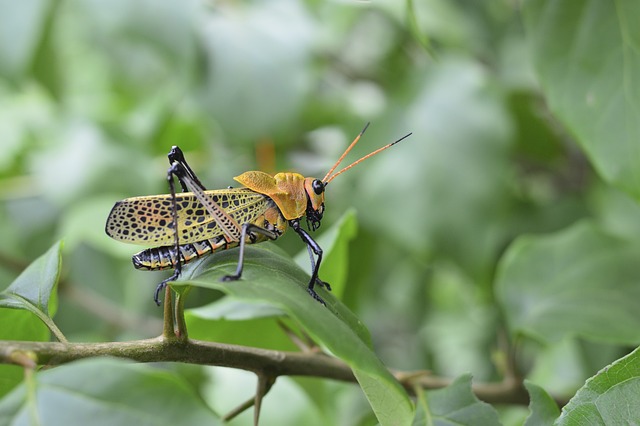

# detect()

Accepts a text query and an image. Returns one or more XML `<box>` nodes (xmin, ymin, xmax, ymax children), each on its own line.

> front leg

<box><xmin>290</xmin><ymin>219</ymin><xmax>329</xmax><ymax>305</ymax></box>
<box><xmin>305</xmin><ymin>244</ymin><xmax>332</xmax><ymax>291</ymax></box>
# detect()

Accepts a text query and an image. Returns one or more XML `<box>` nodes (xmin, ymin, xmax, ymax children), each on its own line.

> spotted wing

<box><xmin>105</xmin><ymin>188</ymin><xmax>271</xmax><ymax>246</ymax></box>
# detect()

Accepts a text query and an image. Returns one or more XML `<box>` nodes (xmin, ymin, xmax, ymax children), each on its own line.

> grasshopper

<box><xmin>105</xmin><ymin>124</ymin><xmax>411</xmax><ymax>306</ymax></box>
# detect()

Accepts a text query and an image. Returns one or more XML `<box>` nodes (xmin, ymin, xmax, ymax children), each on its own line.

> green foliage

<box><xmin>0</xmin><ymin>358</ymin><xmax>221</xmax><ymax>426</ymax></box>
<box><xmin>523</xmin><ymin>381</ymin><xmax>559</xmax><ymax>426</ymax></box>
<box><xmin>415</xmin><ymin>375</ymin><xmax>501</xmax><ymax>426</ymax></box>
<box><xmin>175</xmin><ymin>238</ymin><xmax>413</xmax><ymax>425</ymax></box>
<box><xmin>523</xmin><ymin>0</ymin><xmax>640</xmax><ymax>199</ymax></box>
<box><xmin>496</xmin><ymin>221</ymin><xmax>640</xmax><ymax>345</ymax></box>
<box><xmin>0</xmin><ymin>241</ymin><xmax>61</xmax><ymax>316</ymax></box>
<box><xmin>556</xmin><ymin>347</ymin><xmax>640</xmax><ymax>425</ymax></box>
<box><xmin>1</xmin><ymin>0</ymin><xmax>640</xmax><ymax>424</ymax></box>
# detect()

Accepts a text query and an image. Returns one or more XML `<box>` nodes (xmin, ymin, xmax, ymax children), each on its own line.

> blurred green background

<box><xmin>2</xmin><ymin>0</ymin><xmax>640</xmax><ymax>424</ymax></box>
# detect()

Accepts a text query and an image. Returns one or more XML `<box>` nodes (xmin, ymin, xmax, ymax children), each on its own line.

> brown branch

<box><xmin>0</xmin><ymin>338</ymin><xmax>551</xmax><ymax>406</ymax></box>
<box><xmin>0</xmin><ymin>338</ymin><xmax>355</xmax><ymax>382</ymax></box>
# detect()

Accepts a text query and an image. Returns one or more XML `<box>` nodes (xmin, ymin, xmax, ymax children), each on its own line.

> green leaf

<box><xmin>0</xmin><ymin>358</ymin><xmax>221</xmax><ymax>425</ymax></box>
<box><xmin>189</xmin><ymin>298</ymin><xmax>283</xmax><ymax>321</ymax></box>
<box><xmin>496</xmin><ymin>221</ymin><xmax>640</xmax><ymax>344</ymax></box>
<box><xmin>198</xmin><ymin>1</ymin><xmax>314</xmax><ymax>142</ymax></box>
<box><xmin>0</xmin><ymin>309</ymin><xmax>50</xmax><ymax>397</ymax></box>
<box><xmin>0</xmin><ymin>301</ymin><xmax>51</xmax><ymax>398</ymax></box>
<box><xmin>356</xmin><ymin>58</ymin><xmax>514</xmax><ymax>282</ymax></box>
<box><xmin>0</xmin><ymin>241</ymin><xmax>62</xmax><ymax>318</ymax></box>
<box><xmin>524</xmin><ymin>381</ymin><xmax>560</xmax><ymax>426</ymax></box>
<box><xmin>186</xmin><ymin>290</ymin><xmax>302</xmax><ymax>350</ymax></box>
<box><xmin>294</xmin><ymin>209</ymin><xmax>358</xmax><ymax>298</ymax></box>
<box><xmin>29</xmin><ymin>0</ymin><xmax>61</xmax><ymax>98</ymax></box>
<box><xmin>0</xmin><ymin>366</ymin><xmax>23</xmax><ymax>401</ymax></box>
<box><xmin>556</xmin><ymin>346</ymin><xmax>640</xmax><ymax>425</ymax></box>
<box><xmin>523</xmin><ymin>1</ymin><xmax>640</xmax><ymax>199</ymax></box>
<box><xmin>173</xmin><ymin>243</ymin><xmax>414</xmax><ymax>426</ymax></box>
<box><xmin>0</xmin><ymin>0</ymin><xmax>51</xmax><ymax>80</ymax></box>
<box><xmin>0</xmin><ymin>241</ymin><xmax>64</xmax><ymax>342</ymax></box>
<box><xmin>75</xmin><ymin>0</ymin><xmax>197</xmax><ymax>92</ymax></box>
<box><xmin>424</xmin><ymin>374</ymin><xmax>501</xmax><ymax>425</ymax></box>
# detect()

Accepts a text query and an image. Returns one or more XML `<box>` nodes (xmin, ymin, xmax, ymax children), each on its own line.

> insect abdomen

<box><xmin>132</xmin><ymin>236</ymin><xmax>236</xmax><ymax>271</ymax></box>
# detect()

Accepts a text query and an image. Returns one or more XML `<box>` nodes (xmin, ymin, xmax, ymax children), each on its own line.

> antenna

<box><xmin>322</xmin><ymin>123</ymin><xmax>370</xmax><ymax>183</ymax></box>
<box><xmin>323</xmin><ymin>126</ymin><xmax>412</xmax><ymax>184</ymax></box>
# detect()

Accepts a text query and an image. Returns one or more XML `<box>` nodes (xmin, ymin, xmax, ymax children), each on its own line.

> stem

<box><xmin>25</xmin><ymin>367</ymin><xmax>40</xmax><ymax>426</ymax></box>
<box><xmin>162</xmin><ymin>286</ymin><xmax>175</xmax><ymax>340</ymax></box>
<box><xmin>254</xmin><ymin>374</ymin><xmax>275</xmax><ymax>426</ymax></box>
<box><xmin>174</xmin><ymin>288</ymin><xmax>190</xmax><ymax>341</ymax></box>
<box><xmin>0</xmin><ymin>338</ymin><xmax>555</xmax><ymax>406</ymax></box>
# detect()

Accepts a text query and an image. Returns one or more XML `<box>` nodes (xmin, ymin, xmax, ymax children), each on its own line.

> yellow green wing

<box><xmin>105</xmin><ymin>188</ymin><xmax>271</xmax><ymax>246</ymax></box>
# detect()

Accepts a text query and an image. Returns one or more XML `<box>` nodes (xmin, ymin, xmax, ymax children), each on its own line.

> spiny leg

<box><xmin>154</xmin><ymin>160</ymin><xmax>186</xmax><ymax>305</ymax></box>
<box><xmin>291</xmin><ymin>219</ymin><xmax>328</xmax><ymax>305</ymax></box>
<box><xmin>153</xmin><ymin>148</ymin><xmax>243</xmax><ymax>304</ymax></box>
<box><xmin>154</xmin><ymin>147</ymin><xmax>214</xmax><ymax>305</ymax></box>
<box><xmin>222</xmin><ymin>223</ymin><xmax>278</xmax><ymax>281</ymax></box>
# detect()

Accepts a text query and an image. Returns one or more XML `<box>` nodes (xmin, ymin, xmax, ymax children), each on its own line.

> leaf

<box><xmin>0</xmin><ymin>358</ymin><xmax>221</xmax><ymax>426</ymax></box>
<box><xmin>522</xmin><ymin>1</ymin><xmax>640</xmax><ymax>199</ymax></box>
<box><xmin>0</xmin><ymin>298</ymin><xmax>52</xmax><ymax>398</ymax></box>
<box><xmin>495</xmin><ymin>221</ymin><xmax>640</xmax><ymax>344</ymax></box>
<box><xmin>173</xmin><ymin>243</ymin><xmax>414</xmax><ymax>426</ymax></box>
<box><xmin>556</xmin><ymin>346</ymin><xmax>640</xmax><ymax>425</ymax></box>
<box><xmin>0</xmin><ymin>241</ymin><xmax>62</xmax><ymax>318</ymax></box>
<box><xmin>75</xmin><ymin>0</ymin><xmax>197</xmax><ymax>91</ymax></box>
<box><xmin>198</xmin><ymin>1</ymin><xmax>314</xmax><ymax>142</ymax></box>
<box><xmin>294</xmin><ymin>209</ymin><xmax>358</xmax><ymax>298</ymax></box>
<box><xmin>0</xmin><ymin>309</ymin><xmax>50</xmax><ymax>397</ymax></box>
<box><xmin>0</xmin><ymin>0</ymin><xmax>51</xmax><ymax>80</ymax></box>
<box><xmin>356</xmin><ymin>58</ymin><xmax>514</xmax><ymax>282</ymax></box>
<box><xmin>189</xmin><ymin>298</ymin><xmax>283</xmax><ymax>321</ymax></box>
<box><xmin>186</xmin><ymin>312</ymin><xmax>299</xmax><ymax>351</ymax></box>
<box><xmin>424</xmin><ymin>374</ymin><xmax>501</xmax><ymax>426</ymax></box>
<box><xmin>0</xmin><ymin>367</ymin><xmax>23</xmax><ymax>401</ymax></box>
<box><xmin>524</xmin><ymin>381</ymin><xmax>560</xmax><ymax>426</ymax></box>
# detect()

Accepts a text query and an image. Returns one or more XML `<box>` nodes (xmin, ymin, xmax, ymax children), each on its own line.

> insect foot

<box><xmin>316</xmin><ymin>278</ymin><xmax>332</xmax><ymax>291</ymax></box>
<box><xmin>221</xmin><ymin>274</ymin><xmax>241</xmax><ymax>282</ymax></box>
<box><xmin>307</xmin><ymin>288</ymin><xmax>327</xmax><ymax>306</ymax></box>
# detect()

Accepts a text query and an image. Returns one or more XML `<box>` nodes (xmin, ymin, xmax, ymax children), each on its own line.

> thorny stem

<box><xmin>223</xmin><ymin>374</ymin><xmax>277</xmax><ymax>424</ymax></box>
<box><xmin>222</xmin><ymin>396</ymin><xmax>256</xmax><ymax>422</ymax></box>
<box><xmin>254</xmin><ymin>374</ymin><xmax>276</xmax><ymax>426</ymax></box>
<box><xmin>0</xmin><ymin>338</ymin><xmax>561</xmax><ymax>407</ymax></box>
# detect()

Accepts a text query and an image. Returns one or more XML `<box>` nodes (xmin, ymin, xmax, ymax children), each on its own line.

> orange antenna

<box><xmin>323</xmin><ymin>127</ymin><xmax>412</xmax><ymax>184</ymax></box>
<box><xmin>322</xmin><ymin>123</ymin><xmax>370</xmax><ymax>183</ymax></box>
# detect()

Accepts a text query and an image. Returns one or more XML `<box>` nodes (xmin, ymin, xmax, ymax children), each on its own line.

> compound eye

<box><xmin>312</xmin><ymin>179</ymin><xmax>324</xmax><ymax>195</ymax></box>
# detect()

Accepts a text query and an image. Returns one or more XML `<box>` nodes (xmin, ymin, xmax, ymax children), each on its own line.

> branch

<box><xmin>0</xmin><ymin>338</ymin><xmax>549</xmax><ymax>406</ymax></box>
<box><xmin>0</xmin><ymin>338</ymin><xmax>354</xmax><ymax>382</ymax></box>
